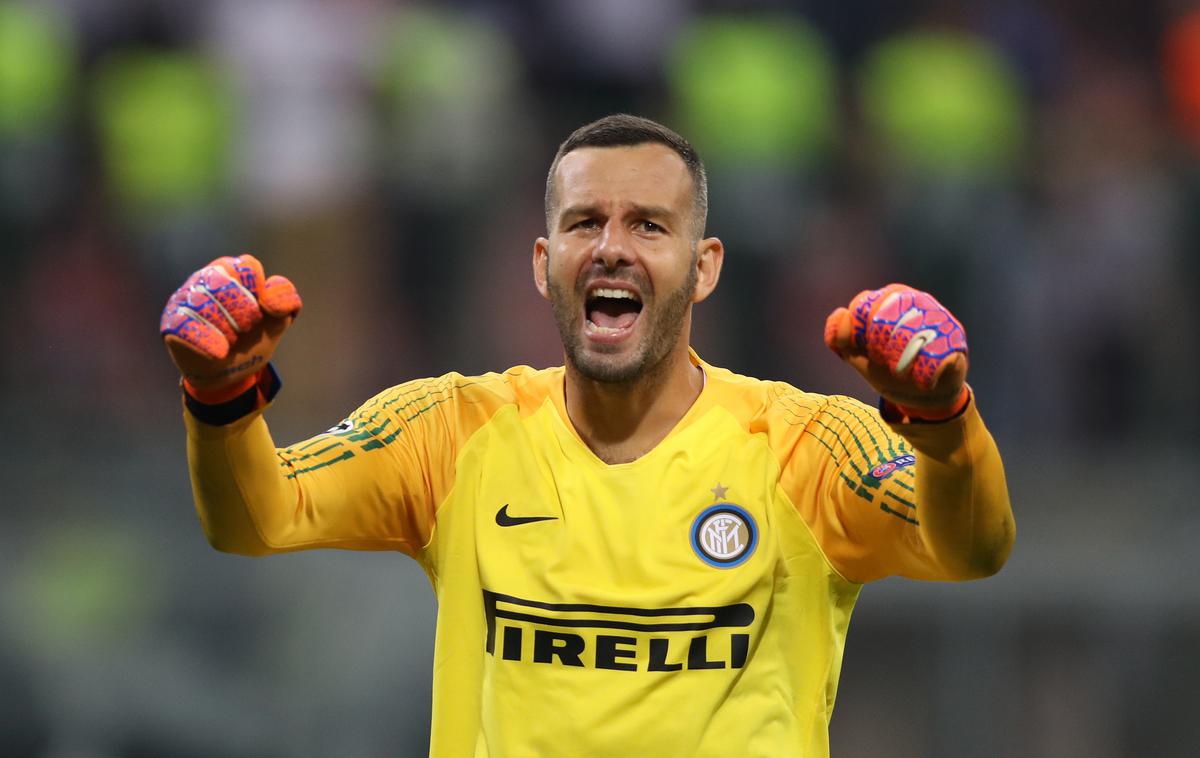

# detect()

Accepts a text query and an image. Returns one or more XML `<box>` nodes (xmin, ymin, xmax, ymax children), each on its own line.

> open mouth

<box><xmin>585</xmin><ymin>287</ymin><xmax>643</xmax><ymax>338</ymax></box>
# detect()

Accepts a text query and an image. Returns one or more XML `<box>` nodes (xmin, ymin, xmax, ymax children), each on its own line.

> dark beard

<box><xmin>549</xmin><ymin>261</ymin><xmax>697</xmax><ymax>384</ymax></box>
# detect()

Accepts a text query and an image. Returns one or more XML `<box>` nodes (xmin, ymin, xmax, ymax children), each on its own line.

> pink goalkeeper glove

<box><xmin>824</xmin><ymin>283</ymin><xmax>969</xmax><ymax>421</ymax></box>
<box><xmin>160</xmin><ymin>254</ymin><xmax>301</xmax><ymax>401</ymax></box>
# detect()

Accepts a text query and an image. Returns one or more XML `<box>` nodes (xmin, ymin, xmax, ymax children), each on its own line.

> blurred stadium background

<box><xmin>1</xmin><ymin>0</ymin><xmax>1198</xmax><ymax>756</ymax></box>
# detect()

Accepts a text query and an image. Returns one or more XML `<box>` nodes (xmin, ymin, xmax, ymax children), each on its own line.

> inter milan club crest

<box><xmin>691</xmin><ymin>504</ymin><xmax>758</xmax><ymax>568</ymax></box>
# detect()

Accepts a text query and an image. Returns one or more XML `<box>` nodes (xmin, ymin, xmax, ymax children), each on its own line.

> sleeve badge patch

<box><xmin>868</xmin><ymin>454</ymin><xmax>916</xmax><ymax>481</ymax></box>
<box><xmin>325</xmin><ymin>419</ymin><xmax>355</xmax><ymax>435</ymax></box>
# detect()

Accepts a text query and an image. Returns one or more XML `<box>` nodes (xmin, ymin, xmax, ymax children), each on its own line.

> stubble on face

<box><xmin>548</xmin><ymin>252</ymin><xmax>698</xmax><ymax>385</ymax></box>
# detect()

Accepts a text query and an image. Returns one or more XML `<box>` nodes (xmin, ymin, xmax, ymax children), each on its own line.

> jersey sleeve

<box><xmin>773</xmin><ymin>390</ymin><xmax>1010</xmax><ymax>584</ymax></box>
<box><xmin>185</xmin><ymin>374</ymin><xmax>468</xmax><ymax>561</ymax></box>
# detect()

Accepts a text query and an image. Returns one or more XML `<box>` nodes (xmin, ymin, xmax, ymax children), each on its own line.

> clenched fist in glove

<box><xmin>824</xmin><ymin>284</ymin><xmax>969</xmax><ymax>421</ymax></box>
<box><xmin>161</xmin><ymin>254</ymin><xmax>301</xmax><ymax>402</ymax></box>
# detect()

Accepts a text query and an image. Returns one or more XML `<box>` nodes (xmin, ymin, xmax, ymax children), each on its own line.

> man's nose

<box><xmin>592</xmin><ymin>220</ymin><xmax>634</xmax><ymax>270</ymax></box>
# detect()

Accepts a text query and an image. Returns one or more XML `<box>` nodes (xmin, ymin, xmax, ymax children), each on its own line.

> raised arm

<box><xmin>182</xmin><ymin>383</ymin><xmax>443</xmax><ymax>558</ymax></box>
<box><xmin>823</xmin><ymin>284</ymin><xmax>1015</xmax><ymax>580</ymax></box>
<box><xmin>161</xmin><ymin>255</ymin><xmax>440</xmax><ymax>558</ymax></box>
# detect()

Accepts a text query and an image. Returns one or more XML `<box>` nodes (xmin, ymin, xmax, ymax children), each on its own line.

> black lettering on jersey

<box><xmin>730</xmin><ymin>634</ymin><xmax>749</xmax><ymax>669</ymax></box>
<box><xmin>533</xmin><ymin>630</ymin><xmax>585</xmax><ymax>666</ymax></box>
<box><xmin>483</xmin><ymin>589</ymin><xmax>756</xmax><ymax>673</ymax></box>
<box><xmin>595</xmin><ymin>635</ymin><xmax>638</xmax><ymax>671</ymax></box>
<box><xmin>647</xmin><ymin>639</ymin><xmax>682</xmax><ymax>672</ymax></box>
<box><xmin>687</xmin><ymin>636</ymin><xmax>724</xmax><ymax>670</ymax></box>
<box><xmin>502</xmin><ymin>626</ymin><xmax>523</xmax><ymax>661</ymax></box>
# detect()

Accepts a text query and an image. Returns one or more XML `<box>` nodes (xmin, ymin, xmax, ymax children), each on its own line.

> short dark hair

<box><xmin>544</xmin><ymin>114</ymin><xmax>708</xmax><ymax>239</ymax></box>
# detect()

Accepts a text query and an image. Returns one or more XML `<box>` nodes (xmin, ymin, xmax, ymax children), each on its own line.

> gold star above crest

<box><xmin>711</xmin><ymin>483</ymin><xmax>729</xmax><ymax>501</ymax></box>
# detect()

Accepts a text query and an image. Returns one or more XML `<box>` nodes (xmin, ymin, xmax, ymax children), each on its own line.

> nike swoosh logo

<box><xmin>495</xmin><ymin>504</ymin><xmax>558</xmax><ymax>527</ymax></box>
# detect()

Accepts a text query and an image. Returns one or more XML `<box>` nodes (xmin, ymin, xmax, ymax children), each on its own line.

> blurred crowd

<box><xmin>2</xmin><ymin>1</ymin><xmax>1199</xmax><ymax>756</ymax></box>
<box><xmin>4</xmin><ymin>0</ymin><xmax>1200</xmax><ymax>442</ymax></box>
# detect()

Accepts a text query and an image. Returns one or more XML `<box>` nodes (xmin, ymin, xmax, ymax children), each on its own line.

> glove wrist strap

<box><xmin>183</xmin><ymin>373</ymin><xmax>259</xmax><ymax>404</ymax></box>
<box><xmin>183</xmin><ymin>365</ymin><xmax>281</xmax><ymax>426</ymax></box>
<box><xmin>883</xmin><ymin>386</ymin><xmax>971</xmax><ymax>423</ymax></box>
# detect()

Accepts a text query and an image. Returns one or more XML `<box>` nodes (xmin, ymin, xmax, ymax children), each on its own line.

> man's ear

<box><xmin>692</xmin><ymin>237</ymin><xmax>724</xmax><ymax>304</ymax></box>
<box><xmin>533</xmin><ymin>237</ymin><xmax>551</xmax><ymax>300</ymax></box>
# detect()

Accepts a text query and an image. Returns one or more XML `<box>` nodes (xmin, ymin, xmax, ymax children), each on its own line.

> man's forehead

<box><xmin>554</xmin><ymin>144</ymin><xmax>693</xmax><ymax>209</ymax></box>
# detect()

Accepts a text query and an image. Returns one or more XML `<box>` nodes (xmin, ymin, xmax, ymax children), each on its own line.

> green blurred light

<box><xmin>13</xmin><ymin>529</ymin><xmax>157</xmax><ymax>654</ymax></box>
<box><xmin>382</xmin><ymin>6</ymin><xmax>519</xmax><ymax>107</ymax></box>
<box><xmin>0</xmin><ymin>3</ymin><xmax>73</xmax><ymax>136</ymax></box>
<box><xmin>669</xmin><ymin>16</ymin><xmax>837</xmax><ymax>166</ymax></box>
<box><xmin>93</xmin><ymin>50</ymin><xmax>232</xmax><ymax>212</ymax></box>
<box><xmin>860</xmin><ymin>31</ymin><xmax>1026</xmax><ymax>175</ymax></box>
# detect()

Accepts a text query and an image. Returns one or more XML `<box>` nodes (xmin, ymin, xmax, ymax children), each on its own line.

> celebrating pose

<box><xmin>163</xmin><ymin>114</ymin><xmax>1014</xmax><ymax>757</ymax></box>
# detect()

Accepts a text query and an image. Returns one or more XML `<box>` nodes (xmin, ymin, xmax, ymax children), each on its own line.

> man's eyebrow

<box><xmin>559</xmin><ymin>204</ymin><xmax>602</xmax><ymax>220</ymax></box>
<box><xmin>628</xmin><ymin>204</ymin><xmax>676</xmax><ymax>220</ymax></box>
<box><xmin>557</xmin><ymin>203</ymin><xmax>679</xmax><ymax>228</ymax></box>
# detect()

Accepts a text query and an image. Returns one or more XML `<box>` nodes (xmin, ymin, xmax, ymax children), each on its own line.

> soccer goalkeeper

<box><xmin>164</xmin><ymin>114</ymin><xmax>1014</xmax><ymax>757</ymax></box>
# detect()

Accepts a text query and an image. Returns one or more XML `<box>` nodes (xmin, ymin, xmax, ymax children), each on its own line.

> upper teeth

<box><xmin>591</xmin><ymin>288</ymin><xmax>639</xmax><ymax>301</ymax></box>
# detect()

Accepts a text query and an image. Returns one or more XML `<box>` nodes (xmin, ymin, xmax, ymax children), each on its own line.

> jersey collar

<box><xmin>546</xmin><ymin>348</ymin><xmax>716</xmax><ymax>468</ymax></box>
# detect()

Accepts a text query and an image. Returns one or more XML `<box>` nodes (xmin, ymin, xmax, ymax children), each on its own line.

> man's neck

<box><xmin>563</xmin><ymin>347</ymin><xmax>705</xmax><ymax>465</ymax></box>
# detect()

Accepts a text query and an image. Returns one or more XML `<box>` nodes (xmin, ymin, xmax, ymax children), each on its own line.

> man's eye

<box><xmin>638</xmin><ymin>221</ymin><xmax>663</xmax><ymax>234</ymax></box>
<box><xmin>573</xmin><ymin>219</ymin><xmax>599</xmax><ymax>231</ymax></box>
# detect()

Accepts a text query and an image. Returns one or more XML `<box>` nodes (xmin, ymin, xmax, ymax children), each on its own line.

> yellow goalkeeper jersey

<box><xmin>184</xmin><ymin>351</ymin><xmax>1009</xmax><ymax>757</ymax></box>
